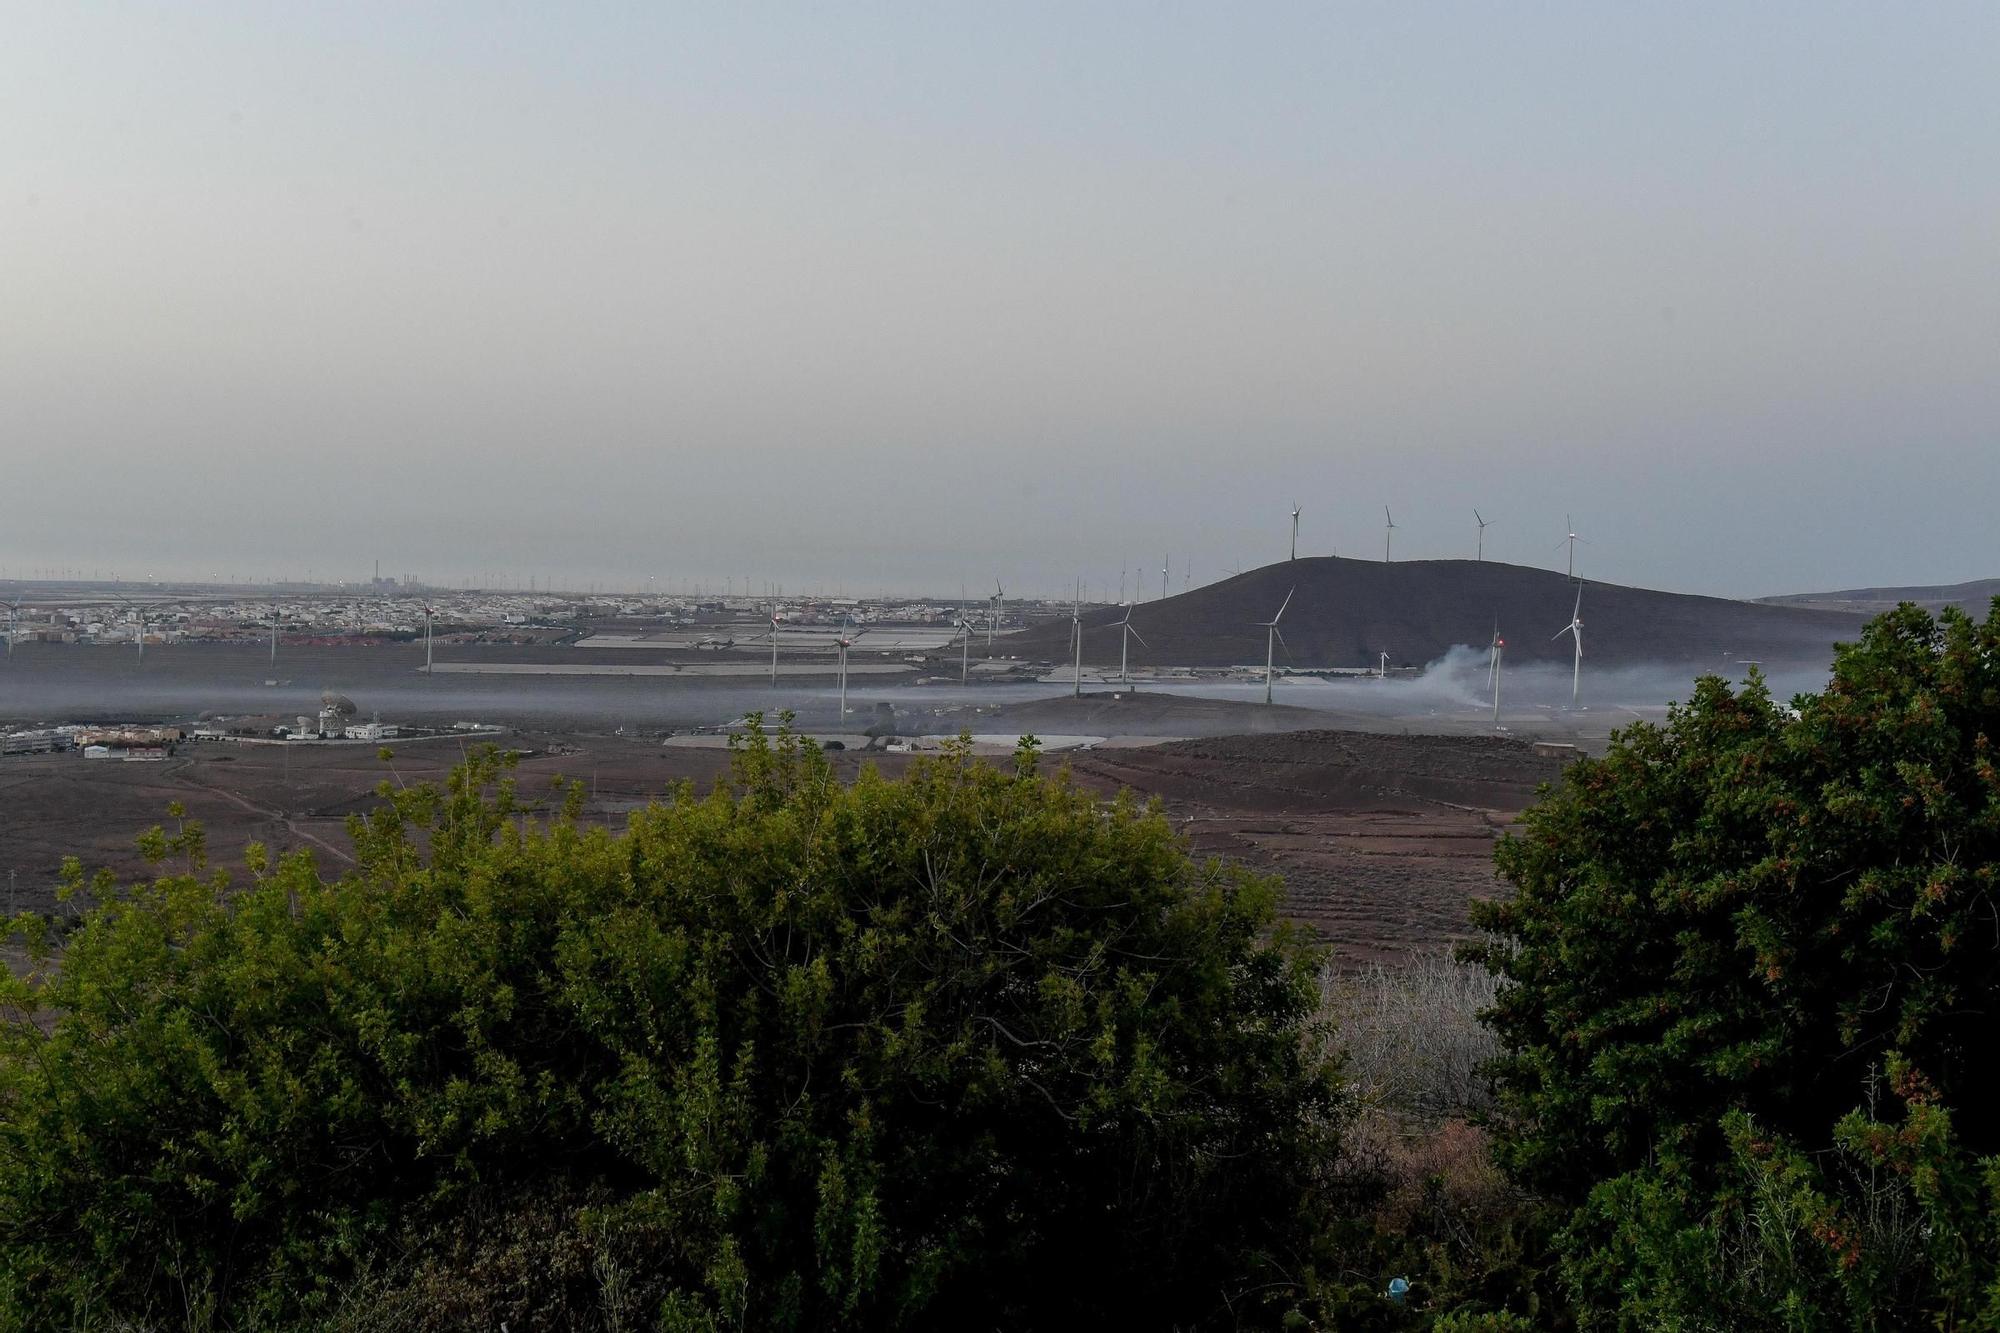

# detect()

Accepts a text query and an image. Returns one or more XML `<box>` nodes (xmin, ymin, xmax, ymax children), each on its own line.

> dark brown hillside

<box><xmin>1005</xmin><ymin>557</ymin><xmax>1866</xmax><ymax>669</ymax></box>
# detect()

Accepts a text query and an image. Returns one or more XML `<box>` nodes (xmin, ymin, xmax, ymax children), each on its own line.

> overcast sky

<box><xmin>3</xmin><ymin>3</ymin><xmax>1995</xmax><ymax>600</ymax></box>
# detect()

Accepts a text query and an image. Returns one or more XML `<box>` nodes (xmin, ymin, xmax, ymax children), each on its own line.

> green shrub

<box><xmin>0</xmin><ymin>722</ymin><xmax>1345</xmax><ymax>1330</ymax></box>
<box><xmin>1468</xmin><ymin>602</ymin><xmax>2000</xmax><ymax>1328</ymax></box>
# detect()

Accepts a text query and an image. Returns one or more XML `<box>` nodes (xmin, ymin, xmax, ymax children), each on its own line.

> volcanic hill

<box><xmin>1003</xmin><ymin>557</ymin><xmax>1868</xmax><ymax>670</ymax></box>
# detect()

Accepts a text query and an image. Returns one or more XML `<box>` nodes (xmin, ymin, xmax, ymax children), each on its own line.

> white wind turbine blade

<box><xmin>1127</xmin><ymin>624</ymin><xmax>1151</xmax><ymax>650</ymax></box>
<box><xmin>1272</xmin><ymin>586</ymin><xmax>1295</xmax><ymax>623</ymax></box>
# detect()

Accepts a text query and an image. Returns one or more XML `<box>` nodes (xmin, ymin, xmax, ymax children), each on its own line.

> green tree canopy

<box><xmin>0</xmin><ymin>722</ymin><xmax>1342</xmax><ymax>1330</ymax></box>
<box><xmin>1470</xmin><ymin>602</ymin><xmax>2000</xmax><ymax>1328</ymax></box>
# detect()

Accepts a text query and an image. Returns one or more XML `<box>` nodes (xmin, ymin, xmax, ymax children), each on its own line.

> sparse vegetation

<box><xmin>1326</xmin><ymin>953</ymin><xmax>1499</xmax><ymax>1129</ymax></box>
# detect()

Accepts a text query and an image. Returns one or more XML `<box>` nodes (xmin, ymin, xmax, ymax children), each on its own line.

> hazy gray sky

<box><xmin>4</xmin><ymin>3</ymin><xmax>1995</xmax><ymax>599</ymax></box>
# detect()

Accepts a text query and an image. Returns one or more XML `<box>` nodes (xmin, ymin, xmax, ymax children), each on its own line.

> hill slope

<box><xmin>1759</xmin><ymin>578</ymin><xmax>2000</xmax><ymax>617</ymax></box>
<box><xmin>1004</xmin><ymin>557</ymin><xmax>1866</xmax><ymax>669</ymax></box>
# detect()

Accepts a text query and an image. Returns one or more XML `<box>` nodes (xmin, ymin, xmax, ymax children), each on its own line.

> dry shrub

<box><xmin>1323</xmin><ymin>951</ymin><xmax>1518</xmax><ymax>1245</ymax></box>
<box><xmin>1324</xmin><ymin>950</ymin><xmax>1499</xmax><ymax>1127</ymax></box>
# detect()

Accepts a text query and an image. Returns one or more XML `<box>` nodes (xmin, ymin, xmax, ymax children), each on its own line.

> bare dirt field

<box><xmin>1062</xmin><ymin>733</ymin><xmax>1562</xmax><ymax>962</ymax></box>
<box><xmin>0</xmin><ymin>727</ymin><xmax>1559</xmax><ymax>964</ymax></box>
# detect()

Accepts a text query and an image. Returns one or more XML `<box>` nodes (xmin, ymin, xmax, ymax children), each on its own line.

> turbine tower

<box><xmin>2</xmin><ymin>598</ymin><xmax>19</xmax><ymax>659</ymax></box>
<box><xmin>1475</xmin><ymin>510</ymin><xmax>1490</xmax><ymax>561</ymax></box>
<box><xmin>1160</xmin><ymin>555</ymin><xmax>1169</xmax><ymax>603</ymax></box>
<box><xmin>1489</xmin><ymin>626</ymin><xmax>1505</xmax><ymax>727</ymax></box>
<box><xmin>764</xmin><ymin>603</ymin><xmax>783</xmax><ymax>686</ymax></box>
<box><xmin>1255</xmin><ymin>587</ymin><xmax>1294</xmax><ymax>705</ymax></box>
<box><xmin>1070</xmin><ymin>598</ymin><xmax>1084</xmax><ymax>697</ymax></box>
<box><xmin>1116</xmin><ymin>604</ymin><xmax>1150</xmax><ymax>687</ymax></box>
<box><xmin>423</xmin><ymin>605</ymin><xmax>435</xmax><ymax>676</ymax></box>
<box><xmin>1289</xmin><ymin>505</ymin><xmax>1301</xmax><ymax>561</ymax></box>
<box><xmin>270</xmin><ymin>608</ymin><xmax>280</xmax><ymax>664</ymax></box>
<box><xmin>1384</xmin><ymin>507</ymin><xmax>1397</xmax><ymax>563</ymax></box>
<box><xmin>988</xmin><ymin>579</ymin><xmax>1003</xmax><ymax>649</ymax></box>
<box><xmin>1553</xmin><ymin>584</ymin><xmax>1584</xmax><ymax>709</ymax></box>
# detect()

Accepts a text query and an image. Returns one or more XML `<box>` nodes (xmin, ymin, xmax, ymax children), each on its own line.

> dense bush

<box><xmin>1468</xmin><ymin>602</ymin><xmax>2000</xmax><ymax>1328</ymax></box>
<box><xmin>0</xmin><ymin>722</ymin><xmax>1345</xmax><ymax>1330</ymax></box>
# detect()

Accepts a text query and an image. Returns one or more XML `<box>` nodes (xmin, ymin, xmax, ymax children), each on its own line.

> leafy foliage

<box><xmin>1468</xmin><ymin>602</ymin><xmax>2000</xmax><ymax>1328</ymax></box>
<box><xmin>0</xmin><ymin>721</ymin><xmax>1344</xmax><ymax>1329</ymax></box>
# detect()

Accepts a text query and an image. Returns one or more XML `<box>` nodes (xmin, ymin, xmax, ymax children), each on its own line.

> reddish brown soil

<box><xmin>1063</xmin><ymin>732</ymin><xmax>1563</xmax><ymax>962</ymax></box>
<box><xmin>0</xmin><ymin>729</ymin><xmax>1557</xmax><ymax>963</ymax></box>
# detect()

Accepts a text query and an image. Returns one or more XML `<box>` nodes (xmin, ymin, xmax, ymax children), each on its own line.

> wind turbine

<box><xmin>1289</xmin><ymin>505</ymin><xmax>1301</xmax><ymax>561</ymax></box>
<box><xmin>988</xmin><ymin>580</ymin><xmax>1003</xmax><ymax>649</ymax></box>
<box><xmin>1557</xmin><ymin>515</ymin><xmax>1583</xmax><ymax>579</ymax></box>
<box><xmin>3</xmin><ymin>598</ymin><xmax>20</xmax><ymax>659</ymax></box>
<box><xmin>423</xmin><ymin>605</ymin><xmax>435</xmax><ymax>676</ymax></box>
<box><xmin>1475</xmin><ymin>510</ymin><xmax>1491</xmax><ymax>561</ymax></box>
<box><xmin>1255</xmin><ymin>588</ymin><xmax>1294</xmax><ymax>705</ymax></box>
<box><xmin>1070</xmin><ymin>598</ymin><xmax>1084</xmax><ymax>697</ymax></box>
<box><xmin>1384</xmin><ymin>507</ymin><xmax>1397</xmax><ymax>563</ymax></box>
<box><xmin>835</xmin><ymin>619</ymin><xmax>867</xmax><ymax>716</ymax></box>
<box><xmin>1553</xmin><ymin>584</ymin><xmax>1584</xmax><ymax>709</ymax></box>
<box><xmin>1378</xmin><ymin>651</ymin><xmax>1389</xmax><ymax>680</ymax></box>
<box><xmin>269</xmin><ymin>607</ymin><xmax>281</xmax><ymax>664</ymax></box>
<box><xmin>1160</xmin><ymin>555</ymin><xmax>1169</xmax><ymax>603</ymax></box>
<box><xmin>954</xmin><ymin>613</ymin><xmax>974</xmax><ymax>685</ymax></box>
<box><xmin>1116</xmin><ymin>604</ymin><xmax>1150</xmax><ymax>686</ymax></box>
<box><xmin>764</xmin><ymin>603</ymin><xmax>783</xmax><ymax>686</ymax></box>
<box><xmin>109</xmin><ymin>594</ymin><xmax>148</xmax><ymax>666</ymax></box>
